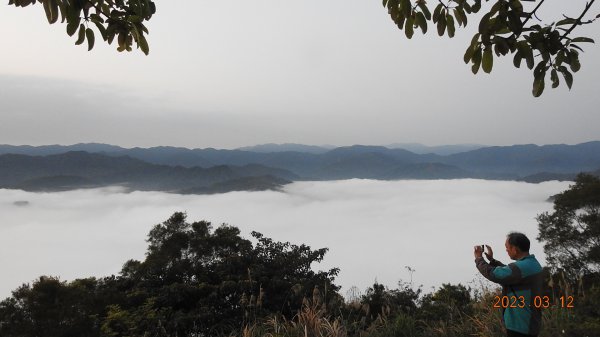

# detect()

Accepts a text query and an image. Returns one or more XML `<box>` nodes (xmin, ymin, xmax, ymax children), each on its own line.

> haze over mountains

<box><xmin>1</xmin><ymin>141</ymin><xmax>599</xmax><ymax>193</ymax></box>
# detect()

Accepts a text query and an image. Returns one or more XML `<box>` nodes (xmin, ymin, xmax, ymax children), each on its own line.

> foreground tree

<box><xmin>384</xmin><ymin>0</ymin><xmax>597</xmax><ymax>96</ymax></box>
<box><xmin>537</xmin><ymin>173</ymin><xmax>600</xmax><ymax>279</ymax></box>
<box><xmin>8</xmin><ymin>0</ymin><xmax>155</xmax><ymax>54</ymax></box>
<box><xmin>0</xmin><ymin>212</ymin><xmax>340</xmax><ymax>337</ymax></box>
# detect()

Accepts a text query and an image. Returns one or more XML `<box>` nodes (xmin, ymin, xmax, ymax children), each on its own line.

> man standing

<box><xmin>474</xmin><ymin>232</ymin><xmax>544</xmax><ymax>337</ymax></box>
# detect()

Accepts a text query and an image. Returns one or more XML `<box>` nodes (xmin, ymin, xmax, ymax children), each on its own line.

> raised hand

<box><xmin>484</xmin><ymin>245</ymin><xmax>494</xmax><ymax>261</ymax></box>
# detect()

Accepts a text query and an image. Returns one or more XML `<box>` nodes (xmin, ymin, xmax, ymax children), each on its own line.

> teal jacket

<box><xmin>475</xmin><ymin>255</ymin><xmax>544</xmax><ymax>336</ymax></box>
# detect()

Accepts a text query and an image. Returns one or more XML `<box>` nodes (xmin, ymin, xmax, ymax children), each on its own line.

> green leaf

<box><xmin>389</xmin><ymin>5</ymin><xmax>399</xmax><ymax>20</ymax></box>
<box><xmin>464</xmin><ymin>44</ymin><xmax>475</xmax><ymax>64</ymax></box>
<box><xmin>416</xmin><ymin>12</ymin><xmax>427</xmax><ymax>34</ymax></box>
<box><xmin>86</xmin><ymin>28</ymin><xmax>95</xmax><ymax>51</ymax></box>
<box><xmin>66</xmin><ymin>17</ymin><xmax>80</xmax><ymax>36</ymax></box>
<box><xmin>396</xmin><ymin>15</ymin><xmax>406</xmax><ymax>30</ymax></box>
<box><xmin>464</xmin><ymin>34</ymin><xmax>480</xmax><ymax>64</ymax></box>
<box><xmin>556</xmin><ymin>18</ymin><xmax>577</xmax><ymax>26</ymax></box>
<box><xmin>463</xmin><ymin>1</ymin><xmax>472</xmax><ymax>14</ymax></box>
<box><xmin>489</xmin><ymin>0</ymin><xmax>503</xmax><ymax>16</ymax></box>
<box><xmin>523</xmin><ymin>46</ymin><xmax>534</xmax><ymax>69</ymax></box>
<box><xmin>482</xmin><ymin>47</ymin><xmax>493</xmax><ymax>73</ymax></box>
<box><xmin>56</xmin><ymin>0</ymin><xmax>66</xmax><ymax>23</ymax></box>
<box><xmin>550</xmin><ymin>69</ymin><xmax>559</xmax><ymax>88</ymax></box>
<box><xmin>400</xmin><ymin>0</ymin><xmax>411</xmax><ymax>16</ymax></box>
<box><xmin>50</xmin><ymin>0</ymin><xmax>59</xmax><ymax>24</ymax></box>
<box><xmin>513</xmin><ymin>50</ymin><xmax>522</xmax><ymax>68</ymax></box>
<box><xmin>75</xmin><ymin>24</ymin><xmax>85</xmax><ymax>45</ymax></box>
<box><xmin>478</xmin><ymin>13</ymin><xmax>491</xmax><ymax>34</ymax></box>
<box><xmin>508</xmin><ymin>0</ymin><xmax>523</xmax><ymax>12</ymax></box>
<box><xmin>446</xmin><ymin>14</ymin><xmax>455</xmax><ymax>38</ymax></box>
<box><xmin>570</xmin><ymin>44</ymin><xmax>584</xmax><ymax>52</ymax></box>
<box><xmin>532</xmin><ymin>73</ymin><xmax>545</xmax><ymax>97</ymax></box>
<box><xmin>453</xmin><ymin>9</ymin><xmax>463</xmax><ymax>27</ymax></box>
<box><xmin>534</xmin><ymin>60</ymin><xmax>548</xmax><ymax>77</ymax></box>
<box><xmin>90</xmin><ymin>14</ymin><xmax>105</xmax><ymax>24</ymax></box>
<box><xmin>43</xmin><ymin>0</ymin><xmax>53</xmax><ymax>24</ymax></box>
<box><xmin>117</xmin><ymin>32</ymin><xmax>126</xmax><ymax>51</ymax></box>
<box><xmin>127</xmin><ymin>15</ymin><xmax>142</xmax><ymax>24</ymax></box>
<box><xmin>138</xmin><ymin>33</ymin><xmax>149</xmax><ymax>55</ymax></box>
<box><xmin>570</xmin><ymin>58</ymin><xmax>581</xmax><ymax>72</ymax></box>
<box><xmin>101</xmin><ymin>3</ymin><xmax>111</xmax><ymax>16</ymax></box>
<box><xmin>405</xmin><ymin>16</ymin><xmax>414</xmax><ymax>39</ymax></box>
<box><xmin>558</xmin><ymin>66</ymin><xmax>573</xmax><ymax>89</ymax></box>
<box><xmin>496</xmin><ymin>38</ymin><xmax>510</xmax><ymax>56</ymax></box>
<box><xmin>555</xmin><ymin>50</ymin><xmax>565</xmax><ymax>66</ymax></box>
<box><xmin>470</xmin><ymin>33</ymin><xmax>480</xmax><ymax>47</ymax></box>
<box><xmin>507</xmin><ymin>11</ymin><xmax>521</xmax><ymax>34</ymax></box>
<box><xmin>568</xmin><ymin>50</ymin><xmax>581</xmax><ymax>72</ymax></box>
<box><xmin>454</xmin><ymin>8</ymin><xmax>467</xmax><ymax>27</ymax></box>
<box><xmin>437</xmin><ymin>15</ymin><xmax>446</xmax><ymax>36</ymax></box>
<box><xmin>433</xmin><ymin>4</ymin><xmax>443</xmax><ymax>23</ymax></box>
<box><xmin>571</xmin><ymin>37</ymin><xmax>594</xmax><ymax>43</ymax></box>
<box><xmin>93</xmin><ymin>21</ymin><xmax>108</xmax><ymax>41</ymax></box>
<box><xmin>419</xmin><ymin>2</ymin><xmax>431</xmax><ymax>20</ymax></box>
<box><xmin>471</xmin><ymin>47</ymin><xmax>482</xmax><ymax>74</ymax></box>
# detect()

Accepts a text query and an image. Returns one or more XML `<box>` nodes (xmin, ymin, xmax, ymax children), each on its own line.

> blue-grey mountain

<box><xmin>0</xmin><ymin>152</ymin><xmax>296</xmax><ymax>193</ymax></box>
<box><xmin>1</xmin><ymin>142</ymin><xmax>599</xmax><ymax>187</ymax></box>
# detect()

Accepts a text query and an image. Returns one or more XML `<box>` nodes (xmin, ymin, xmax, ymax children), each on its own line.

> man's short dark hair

<box><xmin>507</xmin><ymin>232</ymin><xmax>530</xmax><ymax>252</ymax></box>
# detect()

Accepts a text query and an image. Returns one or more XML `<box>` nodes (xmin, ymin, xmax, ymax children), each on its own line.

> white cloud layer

<box><xmin>0</xmin><ymin>179</ymin><xmax>570</xmax><ymax>299</ymax></box>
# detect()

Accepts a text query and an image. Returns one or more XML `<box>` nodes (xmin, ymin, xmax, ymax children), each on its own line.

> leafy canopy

<box><xmin>537</xmin><ymin>173</ymin><xmax>600</xmax><ymax>278</ymax></box>
<box><xmin>8</xmin><ymin>0</ymin><xmax>155</xmax><ymax>54</ymax></box>
<box><xmin>0</xmin><ymin>212</ymin><xmax>340</xmax><ymax>337</ymax></box>
<box><xmin>384</xmin><ymin>0</ymin><xmax>597</xmax><ymax>96</ymax></box>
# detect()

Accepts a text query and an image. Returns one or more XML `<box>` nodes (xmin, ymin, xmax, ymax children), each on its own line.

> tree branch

<box><xmin>521</xmin><ymin>0</ymin><xmax>546</xmax><ymax>30</ymax></box>
<box><xmin>561</xmin><ymin>0</ymin><xmax>597</xmax><ymax>39</ymax></box>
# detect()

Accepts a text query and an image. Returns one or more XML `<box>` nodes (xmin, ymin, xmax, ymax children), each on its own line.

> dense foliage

<box><xmin>0</xmin><ymin>212</ymin><xmax>340</xmax><ymax>336</ymax></box>
<box><xmin>538</xmin><ymin>173</ymin><xmax>600</xmax><ymax>278</ymax></box>
<box><xmin>384</xmin><ymin>0</ymin><xmax>597</xmax><ymax>96</ymax></box>
<box><xmin>8</xmin><ymin>0</ymin><xmax>155</xmax><ymax>54</ymax></box>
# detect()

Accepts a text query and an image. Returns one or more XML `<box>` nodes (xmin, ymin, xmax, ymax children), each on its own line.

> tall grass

<box><xmin>228</xmin><ymin>278</ymin><xmax>599</xmax><ymax>337</ymax></box>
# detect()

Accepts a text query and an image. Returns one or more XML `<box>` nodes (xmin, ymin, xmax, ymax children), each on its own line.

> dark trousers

<box><xmin>507</xmin><ymin>329</ymin><xmax>537</xmax><ymax>337</ymax></box>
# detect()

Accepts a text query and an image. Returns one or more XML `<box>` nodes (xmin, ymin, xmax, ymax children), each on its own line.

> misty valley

<box><xmin>1</xmin><ymin>143</ymin><xmax>598</xmax><ymax>337</ymax></box>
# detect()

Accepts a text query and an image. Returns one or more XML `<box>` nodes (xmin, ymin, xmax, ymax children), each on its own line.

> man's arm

<box><xmin>475</xmin><ymin>257</ymin><xmax>522</xmax><ymax>285</ymax></box>
<box><xmin>488</xmin><ymin>258</ymin><xmax>505</xmax><ymax>267</ymax></box>
<box><xmin>474</xmin><ymin>245</ymin><xmax>521</xmax><ymax>285</ymax></box>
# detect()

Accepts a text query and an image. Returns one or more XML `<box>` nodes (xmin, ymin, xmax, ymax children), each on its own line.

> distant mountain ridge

<box><xmin>0</xmin><ymin>152</ymin><xmax>297</xmax><ymax>194</ymax></box>
<box><xmin>1</xmin><ymin>142</ymin><xmax>599</xmax><ymax>189</ymax></box>
<box><xmin>236</xmin><ymin>143</ymin><xmax>333</xmax><ymax>154</ymax></box>
<box><xmin>444</xmin><ymin>142</ymin><xmax>600</xmax><ymax>175</ymax></box>
<box><xmin>386</xmin><ymin>143</ymin><xmax>485</xmax><ymax>155</ymax></box>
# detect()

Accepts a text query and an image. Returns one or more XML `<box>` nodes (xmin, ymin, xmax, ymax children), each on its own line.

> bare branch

<box><xmin>561</xmin><ymin>0</ymin><xmax>597</xmax><ymax>39</ymax></box>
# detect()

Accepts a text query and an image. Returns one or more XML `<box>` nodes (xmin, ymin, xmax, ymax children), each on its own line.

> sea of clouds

<box><xmin>0</xmin><ymin>179</ymin><xmax>571</xmax><ymax>299</ymax></box>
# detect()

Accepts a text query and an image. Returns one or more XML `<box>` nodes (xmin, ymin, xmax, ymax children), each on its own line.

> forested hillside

<box><xmin>0</xmin><ymin>152</ymin><xmax>295</xmax><ymax>193</ymax></box>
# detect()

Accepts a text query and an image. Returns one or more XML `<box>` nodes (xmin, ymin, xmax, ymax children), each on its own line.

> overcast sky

<box><xmin>1</xmin><ymin>1</ymin><xmax>599</xmax><ymax>148</ymax></box>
